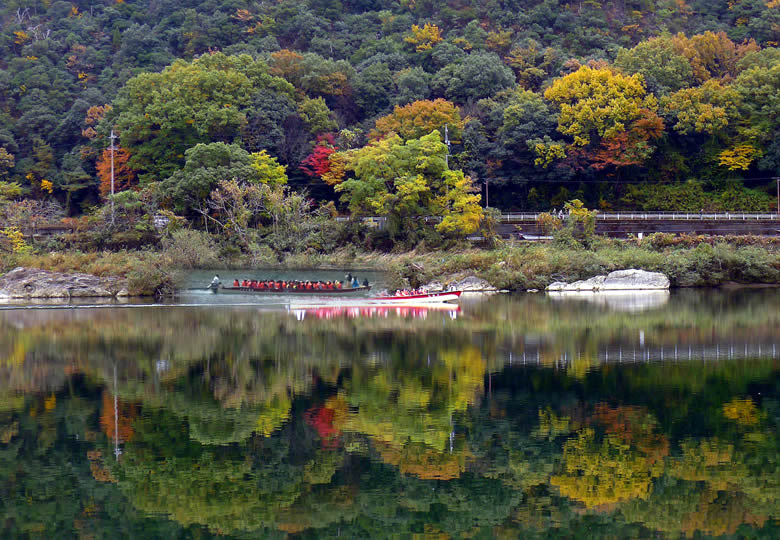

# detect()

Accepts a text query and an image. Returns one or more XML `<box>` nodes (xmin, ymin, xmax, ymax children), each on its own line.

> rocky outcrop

<box><xmin>423</xmin><ymin>275</ymin><xmax>498</xmax><ymax>292</ymax></box>
<box><xmin>546</xmin><ymin>269</ymin><xmax>670</xmax><ymax>292</ymax></box>
<box><xmin>0</xmin><ymin>267</ymin><xmax>128</xmax><ymax>299</ymax></box>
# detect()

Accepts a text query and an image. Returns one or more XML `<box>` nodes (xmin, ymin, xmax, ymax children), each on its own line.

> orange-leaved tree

<box><xmin>371</xmin><ymin>99</ymin><xmax>463</xmax><ymax>142</ymax></box>
<box><xmin>96</xmin><ymin>147</ymin><xmax>136</xmax><ymax>198</ymax></box>
<box><xmin>590</xmin><ymin>109</ymin><xmax>664</xmax><ymax>173</ymax></box>
<box><xmin>269</xmin><ymin>49</ymin><xmax>305</xmax><ymax>87</ymax></box>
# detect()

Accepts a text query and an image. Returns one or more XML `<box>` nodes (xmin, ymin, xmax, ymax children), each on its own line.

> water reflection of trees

<box><xmin>0</xmin><ymin>292</ymin><xmax>777</xmax><ymax>537</ymax></box>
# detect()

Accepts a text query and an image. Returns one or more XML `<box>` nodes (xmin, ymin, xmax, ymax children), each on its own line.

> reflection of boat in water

<box><xmin>372</xmin><ymin>290</ymin><xmax>463</xmax><ymax>303</ymax></box>
<box><xmin>290</xmin><ymin>303</ymin><xmax>460</xmax><ymax>320</ymax></box>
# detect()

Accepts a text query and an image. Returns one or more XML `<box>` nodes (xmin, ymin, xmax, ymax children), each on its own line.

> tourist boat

<box><xmin>207</xmin><ymin>281</ymin><xmax>460</xmax><ymax>303</ymax></box>
<box><xmin>371</xmin><ymin>290</ymin><xmax>462</xmax><ymax>303</ymax></box>
<box><xmin>210</xmin><ymin>283</ymin><xmax>371</xmax><ymax>294</ymax></box>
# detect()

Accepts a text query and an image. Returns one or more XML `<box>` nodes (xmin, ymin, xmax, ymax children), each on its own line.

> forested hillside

<box><xmin>1</xmin><ymin>0</ymin><xmax>779</xmax><ymax>225</ymax></box>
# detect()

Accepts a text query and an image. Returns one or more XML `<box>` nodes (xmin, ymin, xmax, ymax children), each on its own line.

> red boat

<box><xmin>371</xmin><ymin>290</ymin><xmax>462</xmax><ymax>303</ymax></box>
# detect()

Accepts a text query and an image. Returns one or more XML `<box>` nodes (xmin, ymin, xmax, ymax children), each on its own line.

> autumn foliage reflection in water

<box><xmin>0</xmin><ymin>290</ymin><xmax>778</xmax><ymax>537</ymax></box>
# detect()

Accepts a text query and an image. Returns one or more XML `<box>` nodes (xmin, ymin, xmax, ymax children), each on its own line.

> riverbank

<box><xmin>1</xmin><ymin>234</ymin><xmax>778</xmax><ymax>295</ymax></box>
<box><xmin>388</xmin><ymin>238</ymin><xmax>780</xmax><ymax>290</ymax></box>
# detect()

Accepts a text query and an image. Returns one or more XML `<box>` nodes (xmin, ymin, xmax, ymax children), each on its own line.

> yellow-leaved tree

<box><xmin>544</xmin><ymin>66</ymin><xmax>658</xmax><ymax>147</ymax></box>
<box><xmin>405</xmin><ymin>23</ymin><xmax>443</xmax><ymax>52</ymax></box>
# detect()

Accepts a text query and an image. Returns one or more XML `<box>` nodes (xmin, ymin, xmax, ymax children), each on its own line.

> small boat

<box><xmin>371</xmin><ymin>290</ymin><xmax>462</xmax><ymax>303</ymax></box>
<box><xmin>210</xmin><ymin>283</ymin><xmax>371</xmax><ymax>294</ymax></box>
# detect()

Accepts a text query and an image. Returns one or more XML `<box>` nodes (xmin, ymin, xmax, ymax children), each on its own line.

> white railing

<box><xmin>337</xmin><ymin>213</ymin><xmax>779</xmax><ymax>223</ymax></box>
<box><xmin>501</xmin><ymin>212</ymin><xmax>780</xmax><ymax>221</ymax></box>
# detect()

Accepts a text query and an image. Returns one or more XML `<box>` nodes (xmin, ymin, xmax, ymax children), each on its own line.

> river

<box><xmin>0</xmin><ymin>286</ymin><xmax>777</xmax><ymax>538</ymax></box>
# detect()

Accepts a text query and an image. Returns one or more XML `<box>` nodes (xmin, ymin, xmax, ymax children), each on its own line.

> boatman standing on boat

<box><xmin>210</xmin><ymin>274</ymin><xmax>221</xmax><ymax>290</ymax></box>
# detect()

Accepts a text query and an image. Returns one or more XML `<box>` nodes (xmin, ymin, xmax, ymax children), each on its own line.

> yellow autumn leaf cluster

<box><xmin>719</xmin><ymin>145</ymin><xmax>762</xmax><ymax>171</ymax></box>
<box><xmin>544</xmin><ymin>66</ymin><xmax>656</xmax><ymax>146</ymax></box>
<box><xmin>405</xmin><ymin>23</ymin><xmax>443</xmax><ymax>52</ymax></box>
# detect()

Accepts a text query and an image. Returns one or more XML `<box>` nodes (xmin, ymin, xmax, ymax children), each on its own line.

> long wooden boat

<box><xmin>371</xmin><ymin>290</ymin><xmax>462</xmax><ymax>303</ymax></box>
<box><xmin>210</xmin><ymin>284</ymin><xmax>371</xmax><ymax>294</ymax></box>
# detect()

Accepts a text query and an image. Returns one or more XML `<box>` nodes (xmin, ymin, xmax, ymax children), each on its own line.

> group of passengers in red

<box><xmin>232</xmin><ymin>279</ymin><xmax>360</xmax><ymax>290</ymax></box>
<box><xmin>393</xmin><ymin>288</ymin><xmax>428</xmax><ymax>296</ymax></box>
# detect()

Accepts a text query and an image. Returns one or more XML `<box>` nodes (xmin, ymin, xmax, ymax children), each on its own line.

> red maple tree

<box><xmin>300</xmin><ymin>133</ymin><xmax>337</xmax><ymax>178</ymax></box>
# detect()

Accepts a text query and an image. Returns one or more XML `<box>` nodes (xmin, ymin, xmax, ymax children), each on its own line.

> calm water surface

<box><xmin>0</xmin><ymin>288</ymin><xmax>778</xmax><ymax>538</ymax></box>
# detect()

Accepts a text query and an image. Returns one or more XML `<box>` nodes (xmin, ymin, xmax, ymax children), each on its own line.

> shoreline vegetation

<box><xmin>1</xmin><ymin>232</ymin><xmax>778</xmax><ymax>297</ymax></box>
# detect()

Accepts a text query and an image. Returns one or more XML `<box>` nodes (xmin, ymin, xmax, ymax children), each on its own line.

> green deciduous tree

<box><xmin>432</xmin><ymin>51</ymin><xmax>515</xmax><ymax>102</ymax></box>
<box><xmin>298</xmin><ymin>96</ymin><xmax>338</xmax><ymax>135</ymax></box>
<box><xmin>615</xmin><ymin>35</ymin><xmax>694</xmax><ymax>95</ymax></box>
<box><xmin>110</xmin><ymin>53</ymin><xmax>293</xmax><ymax>181</ymax></box>
<box><xmin>334</xmin><ymin>131</ymin><xmax>482</xmax><ymax>236</ymax></box>
<box><xmin>162</xmin><ymin>143</ymin><xmax>287</xmax><ymax>216</ymax></box>
<box><xmin>353</xmin><ymin>63</ymin><xmax>395</xmax><ymax>117</ymax></box>
<box><xmin>662</xmin><ymin>79</ymin><xmax>741</xmax><ymax>136</ymax></box>
<box><xmin>733</xmin><ymin>60</ymin><xmax>780</xmax><ymax>171</ymax></box>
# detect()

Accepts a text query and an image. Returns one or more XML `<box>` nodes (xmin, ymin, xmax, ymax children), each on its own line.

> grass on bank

<box><xmin>390</xmin><ymin>239</ymin><xmax>780</xmax><ymax>290</ymax></box>
<box><xmin>2</xmin><ymin>231</ymin><xmax>778</xmax><ymax>295</ymax></box>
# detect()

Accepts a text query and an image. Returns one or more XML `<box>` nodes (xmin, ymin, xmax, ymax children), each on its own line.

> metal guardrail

<box><xmin>336</xmin><ymin>213</ymin><xmax>779</xmax><ymax>223</ymax></box>
<box><xmin>501</xmin><ymin>212</ymin><xmax>780</xmax><ymax>221</ymax></box>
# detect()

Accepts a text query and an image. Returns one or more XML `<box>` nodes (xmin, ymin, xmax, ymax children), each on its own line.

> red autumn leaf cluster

<box><xmin>300</xmin><ymin>133</ymin><xmax>337</xmax><ymax>178</ymax></box>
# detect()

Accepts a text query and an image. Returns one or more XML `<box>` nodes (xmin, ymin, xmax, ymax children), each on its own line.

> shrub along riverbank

<box><xmin>1</xmin><ymin>233</ymin><xmax>778</xmax><ymax>295</ymax></box>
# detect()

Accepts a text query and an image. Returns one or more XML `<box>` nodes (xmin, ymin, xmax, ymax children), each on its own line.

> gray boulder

<box><xmin>448</xmin><ymin>276</ymin><xmax>498</xmax><ymax>292</ymax></box>
<box><xmin>422</xmin><ymin>275</ymin><xmax>497</xmax><ymax>292</ymax></box>
<box><xmin>546</xmin><ymin>269</ymin><xmax>670</xmax><ymax>292</ymax></box>
<box><xmin>0</xmin><ymin>267</ymin><xmax>128</xmax><ymax>299</ymax></box>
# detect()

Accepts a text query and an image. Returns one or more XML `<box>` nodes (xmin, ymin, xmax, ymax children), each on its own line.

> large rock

<box><xmin>546</xmin><ymin>269</ymin><xmax>670</xmax><ymax>292</ymax></box>
<box><xmin>422</xmin><ymin>275</ymin><xmax>497</xmax><ymax>292</ymax></box>
<box><xmin>0</xmin><ymin>267</ymin><xmax>128</xmax><ymax>299</ymax></box>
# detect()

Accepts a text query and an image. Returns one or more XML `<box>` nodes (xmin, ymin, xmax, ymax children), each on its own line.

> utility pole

<box><xmin>109</xmin><ymin>130</ymin><xmax>117</xmax><ymax>225</ymax></box>
<box><xmin>444</xmin><ymin>123</ymin><xmax>451</xmax><ymax>168</ymax></box>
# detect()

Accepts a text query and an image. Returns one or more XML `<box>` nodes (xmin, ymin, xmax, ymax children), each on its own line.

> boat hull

<box><xmin>371</xmin><ymin>291</ymin><xmax>462</xmax><ymax>303</ymax></box>
<box><xmin>212</xmin><ymin>285</ymin><xmax>371</xmax><ymax>294</ymax></box>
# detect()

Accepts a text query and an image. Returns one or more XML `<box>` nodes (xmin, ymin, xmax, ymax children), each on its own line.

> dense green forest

<box><xmin>1</xmin><ymin>0</ymin><xmax>779</xmax><ymax>241</ymax></box>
